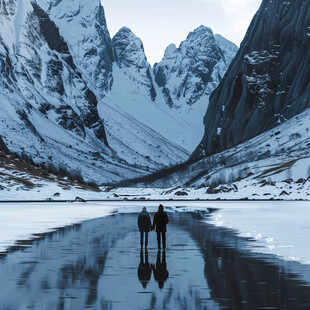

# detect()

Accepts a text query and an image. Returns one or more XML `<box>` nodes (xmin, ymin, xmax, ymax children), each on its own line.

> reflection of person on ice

<box><xmin>152</xmin><ymin>204</ymin><xmax>169</xmax><ymax>249</ymax></box>
<box><xmin>138</xmin><ymin>250</ymin><xmax>152</xmax><ymax>289</ymax></box>
<box><xmin>137</xmin><ymin>207</ymin><xmax>152</xmax><ymax>248</ymax></box>
<box><xmin>152</xmin><ymin>250</ymin><xmax>169</xmax><ymax>289</ymax></box>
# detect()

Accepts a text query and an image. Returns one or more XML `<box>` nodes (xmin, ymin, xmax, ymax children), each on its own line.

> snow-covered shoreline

<box><xmin>0</xmin><ymin>202</ymin><xmax>117</xmax><ymax>254</ymax></box>
<box><xmin>1</xmin><ymin>182</ymin><xmax>310</xmax><ymax>202</ymax></box>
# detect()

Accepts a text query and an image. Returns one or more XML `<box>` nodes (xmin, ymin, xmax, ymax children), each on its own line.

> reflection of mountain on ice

<box><xmin>1</xmin><ymin>211</ymin><xmax>310</xmax><ymax>309</ymax></box>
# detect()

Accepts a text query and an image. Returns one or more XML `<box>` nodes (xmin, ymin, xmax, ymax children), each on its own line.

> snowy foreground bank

<box><xmin>0</xmin><ymin>201</ymin><xmax>310</xmax><ymax>269</ymax></box>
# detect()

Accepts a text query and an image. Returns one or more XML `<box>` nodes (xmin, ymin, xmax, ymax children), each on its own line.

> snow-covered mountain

<box><xmin>34</xmin><ymin>0</ymin><xmax>196</xmax><ymax>160</ymax></box>
<box><xmin>106</xmin><ymin>25</ymin><xmax>238</xmax><ymax>152</ymax></box>
<box><xmin>130</xmin><ymin>0</ymin><xmax>310</xmax><ymax>193</ymax></box>
<box><xmin>192</xmin><ymin>0</ymin><xmax>310</xmax><ymax>160</ymax></box>
<box><xmin>153</xmin><ymin>26</ymin><xmax>238</xmax><ymax>108</ymax></box>
<box><xmin>36</xmin><ymin>0</ymin><xmax>114</xmax><ymax>94</ymax></box>
<box><xmin>0</xmin><ymin>0</ymin><xmax>153</xmax><ymax>184</ymax></box>
<box><xmin>0</xmin><ymin>0</ymin><xmax>191</xmax><ymax>185</ymax></box>
<box><xmin>112</xmin><ymin>26</ymin><xmax>156</xmax><ymax>101</ymax></box>
<box><xmin>0</xmin><ymin>0</ymin><xmax>237</xmax><ymax>185</ymax></box>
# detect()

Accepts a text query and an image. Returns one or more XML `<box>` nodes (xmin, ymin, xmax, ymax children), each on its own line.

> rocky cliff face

<box><xmin>153</xmin><ymin>26</ymin><xmax>238</xmax><ymax>108</ymax></box>
<box><xmin>0</xmin><ymin>0</ymin><xmax>161</xmax><ymax>184</ymax></box>
<box><xmin>192</xmin><ymin>0</ymin><xmax>310</xmax><ymax>159</ymax></box>
<box><xmin>36</xmin><ymin>0</ymin><xmax>114</xmax><ymax>94</ymax></box>
<box><xmin>0</xmin><ymin>0</ymin><xmax>107</xmax><ymax>145</ymax></box>
<box><xmin>112</xmin><ymin>27</ymin><xmax>156</xmax><ymax>100</ymax></box>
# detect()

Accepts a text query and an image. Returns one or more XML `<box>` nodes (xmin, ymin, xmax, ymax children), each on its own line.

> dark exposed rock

<box><xmin>260</xmin><ymin>181</ymin><xmax>276</xmax><ymax>187</ymax></box>
<box><xmin>192</xmin><ymin>0</ymin><xmax>310</xmax><ymax>159</ymax></box>
<box><xmin>75</xmin><ymin>197</ymin><xmax>86</xmax><ymax>202</ymax></box>
<box><xmin>174</xmin><ymin>191</ymin><xmax>189</xmax><ymax>196</ymax></box>
<box><xmin>0</xmin><ymin>136</ymin><xmax>9</xmax><ymax>154</ymax></box>
<box><xmin>198</xmin><ymin>183</ymin><xmax>207</xmax><ymax>189</ymax></box>
<box><xmin>32</xmin><ymin>3</ymin><xmax>75</xmax><ymax>68</ymax></box>
<box><xmin>284</xmin><ymin>178</ymin><xmax>293</xmax><ymax>184</ymax></box>
<box><xmin>296</xmin><ymin>178</ymin><xmax>306</xmax><ymax>184</ymax></box>
<box><xmin>280</xmin><ymin>190</ymin><xmax>290</xmax><ymax>196</ymax></box>
<box><xmin>31</xmin><ymin>2</ymin><xmax>108</xmax><ymax>146</ymax></box>
<box><xmin>104</xmin><ymin>187</ymin><xmax>115</xmax><ymax>193</ymax></box>
<box><xmin>55</xmin><ymin>105</ymin><xmax>85</xmax><ymax>137</ymax></box>
<box><xmin>206</xmin><ymin>186</ymin><xmax>221</xmax><ymax>195</ymax></box>
<box><xmin>206</xmin><ymin>184</ymin><xmax>238</xmax><ymax>194</ymax></box>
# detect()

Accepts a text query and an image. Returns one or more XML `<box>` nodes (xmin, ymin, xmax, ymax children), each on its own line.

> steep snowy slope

<box><xmin>112</xmin><ymin>26</ymin><xmax>156</xmax><ymax>101</ymax></box>
<box><xmin>192</xmin><ymin>0</ymin><xmax>310</xmax><ymax>159</ymax></box>
<box><xmin>0</xmin><ymin>0</ymin><xmax>174</xmax><ymax>184</ymax></box>
<box><xmin>131</xmin><ymin>107</ymin><xmax>310</xmax><ymax>191</ymax></box>
<box><xmin>36</xmin><ymin>0</ymin><xmax>114</xmax><ymax>94</ymax></box>
<box><xmin>0</xmin><ymin>0</ymin><xmax>192</xmax><ymax>185</ymax></box>
<box><xmin>35</xmin><ymin>0</ymin><xmax>190</xmax><ymax>160</ymax></box>
<box><xmin>107</xmin><ymin>26</ymin><xmax>238</xmax><ymax>152</ymax></box>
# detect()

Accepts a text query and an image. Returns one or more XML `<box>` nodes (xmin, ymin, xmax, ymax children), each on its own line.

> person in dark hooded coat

<box><xmin>137</xmin><ymin>207</ymin><xmax>152</xmax><ymax>248</ymax></box>
<box><xmin>152</xmin><ymin>204</ymin><xmax>169</xmax><ymax>249</ymax></box>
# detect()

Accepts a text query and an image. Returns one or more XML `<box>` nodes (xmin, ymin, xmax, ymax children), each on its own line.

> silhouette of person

<box><xmin>138</xmin><ymin>250</ymin><xmax>152</xmax><ymax>289</ymax></box>
<box><xmin>152</xmin><ymin>250</ymin><xmax>169</xmax><ymax>289</ymax></box>
<box><xmin>152</xmin><ymin>204</ymin><xmax>169</xmax><ymax>249</ymax></box>
<box><xmin>137</xmin><ymin>207</ymin><xmax>152</xmax><ymax>248</ymax></box>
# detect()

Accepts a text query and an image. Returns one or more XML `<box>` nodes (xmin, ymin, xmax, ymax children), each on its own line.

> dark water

<box><xmin>0</xmin><ymin>212</ymin><xmax>310</xmax><ymax>310</ymax></box>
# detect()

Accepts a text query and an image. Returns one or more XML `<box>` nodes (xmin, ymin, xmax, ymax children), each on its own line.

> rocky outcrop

<box><xmin>192</xmin><ymin>0</ymin><xmax>310</xmax><ymax>159</ymax></box>
<box><xmin>112</xmin><ymin>27</ymin><xmax>156</xmax><ymax>100</ymax></box>
<box><xmin>153</xmin><ymin>26</ymin><xmax>238</xmax><ymax>108</ymax></box>
<box><xmin>0</xmin><ymin>136</ymin><xmax>8</xmax><ymax>153</ymax></box>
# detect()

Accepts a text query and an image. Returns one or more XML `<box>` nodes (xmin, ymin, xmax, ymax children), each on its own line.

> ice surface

<box><xmin>0</xmin><ymin>203</ymin><xmax>116</xmax><ymax>253</ymax></box>
<box><xmin>207</xmin><ymin>201</ymin><xmax>310</xmax><ymax>265</ymax></box>
<box><xmin>1</xmin><ymin>201</ymin><xmax>310</xmax><ymax>272</ymax></box>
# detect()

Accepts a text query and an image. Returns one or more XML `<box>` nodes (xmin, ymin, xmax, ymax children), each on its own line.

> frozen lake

<box><xmin>1</xmin><ymin>204</ymin><xmax>310</xmax><ymax>309</ymax></box>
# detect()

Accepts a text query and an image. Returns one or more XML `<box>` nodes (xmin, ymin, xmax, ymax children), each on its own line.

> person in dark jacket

<box><xmin>152</xmin><ymin>250</ymin><xmax>169</xmax><ymax>289</ymax></box>
<box><xmin>137</xmin><ymin>207</ymin><xmax>152</xmax><ymax>248</ymax></box>
<box><xmin>152</xmin><ymin>204</ymin><xmax>169</xmax><ymax>249</ymax></box>
<box><xmin>138</xmin><ymin>250</ymin><xmax>152</xmax><ymax>289</ymax></box>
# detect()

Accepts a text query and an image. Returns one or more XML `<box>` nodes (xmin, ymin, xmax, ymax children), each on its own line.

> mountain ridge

<box><xmin>192</xmin><ymin>0</ymin><xmax>310</xmax><ymax>160</ymax></box>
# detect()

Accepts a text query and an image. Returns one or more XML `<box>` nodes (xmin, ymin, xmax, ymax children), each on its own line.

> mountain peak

<box><xmin>112</xmin><ymin>27</ymin><xmax>156</xmax><ymax>100</ymax></box>
<box><xmin>117</xmin><ymin>26</ymin><xmax>134</xmax><ymax>35</ymax></box>
<box><xmin>163</xmin><ymin>43</ymin><xmax>177</xmax><ymax>59</ymax></box>
<box><xmin>112</xmin><ymin>27</ymin><xmax>146</xmax><ymax>64</ymax></box>
<box><xmin>187</xmin><ymin>25</ymin><xmax>214</xmax><ymax>39</ymax></box>
<box><xmin>154</xmin><ymin>26</ymin><xmax>238</xmax><ymax>107</ymax></box>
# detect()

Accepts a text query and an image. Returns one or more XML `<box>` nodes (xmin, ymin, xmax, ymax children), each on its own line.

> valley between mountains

<box><xmin>0</xmin><ymin>0</ymin><xmax>309</xmax><ymax>200</ymax></box>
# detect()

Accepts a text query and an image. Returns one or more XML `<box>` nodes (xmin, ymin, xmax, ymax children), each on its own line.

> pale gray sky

<box><xmin>102</xmin><ymin>0</ymin><xmax>262</xmax><ymax>65</ymax></box>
